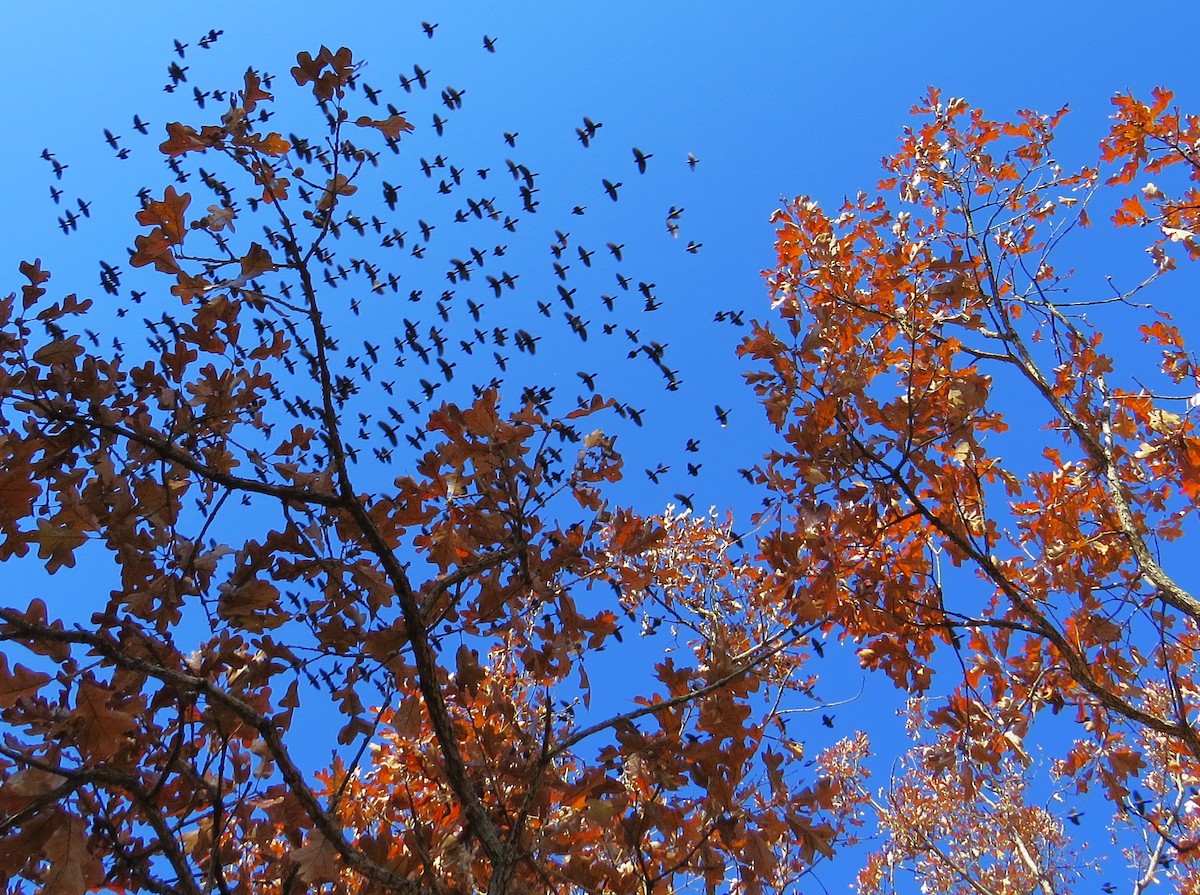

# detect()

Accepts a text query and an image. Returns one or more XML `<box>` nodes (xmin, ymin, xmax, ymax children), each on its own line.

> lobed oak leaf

<box><xmin>240</xmin><ymin>242</ymin><xmax>276</xmax><ymax>280</ymax></box>
<box><xmin>130</xmin><ymin>229</ymin><xmax>180</xmax><ymax>274</ymax></box>
<box><xmin>608</xmin><ymin>509</ymin><xmax>664</xmax><ymax>555</ymax></box>
<box><xmin>19</xmin><ymin>258</ymin><xmax>50</xmax><ymax>309</ymax></box>
<box><xmin>566</xmin><ymin>394</ymin><xmax>617</xmax><ymax>419</ymax></box>
<box><xmin>41</xmin><ymin>813</ymin><xmax>104</xmax><ymax>895</ymax></box>
<box><xmin>1174</xmin><ymin>434</ymin><xmax>1200</xmax><ymax>500</ymax></box>
<box><xmin>35</xmin><ymin>292</ymin><xmax>91</xmax><ymax>322</ymax></box>
<box><xmin>317</xmin><ymin>172</ymin><xmax>357</xmax><ymax>211</ymax></box>
<box><xmin>256</xmin><ymin>132</ymin><xmax>292</xmax><ymax>155</ymax></box>
<box><xmin>135</xmin><ymin>186</ymin><xmax>190</xmax><ymax>244</ymax></box>
<box><xmin>159</xmin><ymin>121</ymin><xmax>211</xmax><ymax>157</ymax></box>
<box><xmin>582</xmin><ymin>796</ymin><xmax>618</xmax><ymax>825</ymax></box>
<box><xmin>1112</xmin><ymin>194</ymin><xmax>1147</xmax><ymax>226</ymax></box>
<box><xmin>241</xmin><ymin>68</ymin><xmax>273</xmax><ymax>112</ymax></box>
<box><xmin>1106</xmin><ymin>747</ymin><xmax>1146</xmax><ymax>784</ymax></box>
<box><xmin>32</xmin><ymin>335</ymin><xmax>83</xmax><ymax>369</ymax></box>
<box><xmin>0</xmin><ymin>767</ymin><xmax>65</xmax><ymax>812</ymax></box>
<box><xmin>785</xmin><ymin>814</ymin><xmax>836</xmax><ymax>864</ymax></box>
<box><xmin>355</xmin><ymin>114</ymin><xmax>415</xmax><ymax>140</ymax></box>
<box><xmin>0</xmin><ymin>599</ymin><xmax>69</xmax><ymax>661</ymax></box>
<box><xmin>0</xmin><ymin>466</ymin><xmax>41</xmax><ymax>532</ymax></box>
<box><xmin>292</xmin><ymin>46</ymin><xmax>354</xmax><ymax>101</ymax></box>
<box><xmin>291</xmin><ymin>50</ymin><xmax>323</xmax><ymax>88</ymax></box>
<box><xmin>322</xmin><ymin>46</ymin><xmax>355</xmax><ymax>79</ymax></box>
<box><xmin>71</xmin><ymin>679</ymin><xmax>137</xmax><ymax>760</ymax></box>
<box><xmin>290</xmin><ymin>831</ymin><xmax>341</xmax><ymax>884</ymax></box>
<box><xmin>455</xmin><ymin>644</ymin><xmax>487</xmax><ymax>696</ymax></box>
<box><xmin>217</xmin><ymin>578</ymin><xmax>284</xmax><ymax>631</ymax></box>
<box><xmin>200</xmin><ymin>203</ymin><xmax>236</xmax><ymax>233</ymax></box>
<box><xmin>33</xmin><ymin>517</ymin><xmax>88</xmax><ymax>572</ymax></box>
<box><xmin>170</xmin><ymin>271</ymin><xmax>210</xmax><ymax>301</ymax></box>
<box><xmin>0</xmin><ymin>655</ymin><xmax>51</xmax><ymax>709</ymax></box>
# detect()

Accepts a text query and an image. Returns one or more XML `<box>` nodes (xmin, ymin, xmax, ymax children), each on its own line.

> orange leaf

<box><xmin>135</xmin><ymin>186</ymin><xmax>190</xmax><ymax>244</ymax></box>
<box><xmin>159</xmin><ymin>121</ymin><xmax>210</xmax><ymax>157</ymax></box>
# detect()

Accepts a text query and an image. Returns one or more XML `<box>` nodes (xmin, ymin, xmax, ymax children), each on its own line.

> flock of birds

<box><xmin>39</xmin><ymin>23</ymin><xmax>752</xmax><ymax>507</ymax></box>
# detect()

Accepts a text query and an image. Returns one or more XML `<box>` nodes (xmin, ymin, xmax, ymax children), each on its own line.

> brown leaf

<box><xmin>355</xmin><ymin>114</ymin><xmax>415</xmax><ymax>140</ymax></box>
<box><xmin>0</xmin><ymin>654</ymin><xmax>51</xmax><ymax>709</ymax></box>
<box><xmin>290</xmin><ymin>831</ymin><xmax>341</xmax><ymax>884</ymax></box>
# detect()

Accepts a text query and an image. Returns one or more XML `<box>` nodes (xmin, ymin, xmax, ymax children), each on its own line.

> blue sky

<box><xmin>9</xmin><ymin>1</ymin><xmax>1198</xmax><ymax>514</ymax></box>
<box><xmin>5</xmin><ymin>1</ymin><xmax>1200</xmax><ymax>890</ymax></box>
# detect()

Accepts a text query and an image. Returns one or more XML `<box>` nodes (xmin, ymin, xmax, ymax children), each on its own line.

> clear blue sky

<box><xmin>4</xmin><ymin>1</ymin><xmax>1200</xmax><ymax>890</ymax></box>
<box><xmin>8</xmin><ymin>0</ymin><xmax>1198</xmax><ymax>514</ymax></box>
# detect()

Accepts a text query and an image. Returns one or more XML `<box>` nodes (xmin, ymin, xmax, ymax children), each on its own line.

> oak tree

<box><xmin>747</xmin><ymin>87</ymin><xmax>1200</xmax><ymax>891</ymax></box>
<box><xmin>0</xmin><ymin>41</ymin><xmax>859</xmax><ymax>895</ymax></box>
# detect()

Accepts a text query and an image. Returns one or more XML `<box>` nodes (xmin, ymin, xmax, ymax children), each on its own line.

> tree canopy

<box><xmin>2</xmin><ymin>34</ymin><xmax>1200</xmax><ymax>895</ymax></box>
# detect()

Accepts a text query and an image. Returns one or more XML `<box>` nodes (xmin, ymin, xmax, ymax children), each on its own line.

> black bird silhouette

<box><xmin>687</xmin><ymin>152</ymin><xmax>699</xmax><ymax>170</ymax></box>
<box><xmin>422</xmin><ymin>21</ymin><xmax>438</xmax><ymax>38</ymax></box>
<box><xmin>132</xmin><ymin>114</ymin><xmax>150</xmax><ymax>135</ymax></box>
<box><xmin>483</xmin><ymin>35</ymin><xmax>497</xmax><ymax>52</ymax></box>
<box><xmin>602</xmin><ymin>179</ymin><xmax>621</xmax><ymax>201</ymax></box>
<box><xmin>632</xmin><ymin>146</ymin><xmax>653</xmax><ymax>173</ymax></box>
